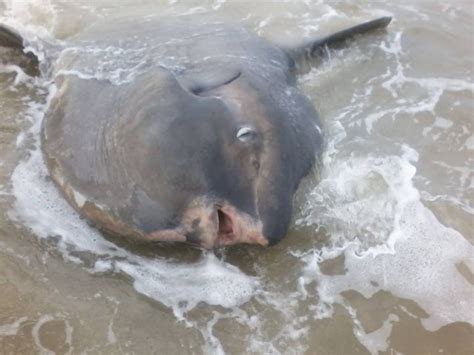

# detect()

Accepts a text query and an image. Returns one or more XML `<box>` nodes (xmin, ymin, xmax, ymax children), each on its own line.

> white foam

<box><xmin>301</xmin><ymin>197</ymin><xmax>474</xmax><ymax>328</ymax></box>
<box><xmin>106</xmin><ymin>306</ymin><xmax>118</xmax><ymax>345</ymax></box>
<box><xmin>117</xmin><ymin>253</ymin><xmax>258</xmax><ymax>319</ymax></box>
<box><xmin>464</xmin><ymin>135</ymin><xmax>474</xmax><ymax>150</ymax></box>
<box><xmin>297</xmin><ymin>146</ymin><xmax>420</xmax><ymax>253</ymax></box>
<box><xmin>0</xmin><ymin>316</ymin><xmax>28</xmax><ymax>336</ymax></box>
<box><xmin>355</xmin><ymin>314</ymin><xmax>399</xmax><ymax>355</ymax></box>
<box><xmin>1</xmin><ymin>0</ymin><xmax>57</xmax><ymax>36</ymax></box>
<box><xmin>297</xmin><ymin>123</ymin><xmax>473</xmax><ymax>336</ymax></box>
<box><xmin>364</xmin><ymin>31</ymin><xmax>474</xmax><ymax>133</ymax></box>
<box><xmin>0</xmin><ymin>64</ymin><xmax>31</xmax><ymax>85</ymax></box>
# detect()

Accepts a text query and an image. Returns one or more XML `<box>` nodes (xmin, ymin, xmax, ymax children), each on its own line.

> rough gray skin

<box><xmin>1</xmin><ymin>16</ymin><xmax>391</xmax><ymax>248</ymax></box>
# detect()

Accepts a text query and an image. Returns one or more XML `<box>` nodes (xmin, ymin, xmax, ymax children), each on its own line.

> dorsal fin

<box><xmin>286</xmin><ymin>16</ymin><xmax>392</xmax><ymax>68</ymax></box>
<box><xmin>0</xmin><ymin>24</ymin><xmax>40</xmax><ymax>76</ymax></box>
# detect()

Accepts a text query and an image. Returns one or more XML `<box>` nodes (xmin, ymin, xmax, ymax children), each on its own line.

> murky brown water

<box><xmin>0</xmin><ymin>1</ymin><xmax>473</xmax><ymax>354</ymax></box>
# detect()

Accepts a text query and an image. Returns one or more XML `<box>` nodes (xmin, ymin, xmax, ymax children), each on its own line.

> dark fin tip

<box><xmin>0</xmin><ymin>23</ymin><xmax>40</xmax><ymax>76</ymax></box>
<box><xmin>0</xmin><ymin>24</ymin><xmax>24</xmax><ymax>50</ymax></box>
<box><xmin>311</xmin><ymin>16</ymin><xmax>394</xmax><ymax>55</ymax></box>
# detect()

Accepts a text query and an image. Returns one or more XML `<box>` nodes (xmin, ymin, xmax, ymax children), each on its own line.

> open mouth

<box><xmin>217</xmin><ymin>208</ymin><xmax>235</xmax><ymax>245</ymax></box>
<box><xmin>145</xmin><ymin>204</ymin><xmax>268</xmax><ymax>248</ymax></box>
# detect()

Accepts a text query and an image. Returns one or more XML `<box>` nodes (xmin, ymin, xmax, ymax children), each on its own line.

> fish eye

<box><xmin>252</xmin><ymin>160</ymin><xmax>260</xmax><ymax>170</ymax></box>
<box><xmin>236</xmin><ymin>126</ymin><xmax>256</xmax><ymax>142</ymax></box>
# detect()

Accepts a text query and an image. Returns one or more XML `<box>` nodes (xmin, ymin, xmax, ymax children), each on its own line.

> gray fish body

<box><xmin>1</xmin><ymin>16</ymin><xmax>391</xmax><ymax>247</ymax></box>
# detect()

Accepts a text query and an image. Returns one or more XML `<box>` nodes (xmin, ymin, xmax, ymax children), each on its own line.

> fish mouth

<box><xmin>214</xmin><ymin>204</ymin><xmax>268</xmax><ymax>248</ymax></box>
<box><xmin>144</xmin><ymin>199</ymin><xmax>268</xmax><ymax>248</ymax></box>
<box><xmin>217</xmin><ymin>208</ymin><xmax>235</xmax><ymax>245</ymax></box>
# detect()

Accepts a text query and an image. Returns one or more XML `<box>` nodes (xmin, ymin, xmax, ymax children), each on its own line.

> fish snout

<box><xmin>185</xmin><ymin>202</ymin><xmax>268</xmax><ymax>249</ymax></box>
<box><xmin>144</xmin><ymin>199</ymin><xmax>268</xmax><ymax>248</ymax></box>
<box><xmin>214</xmin><ymin>204</ymin><xmax>268</xmax><ymax>248</ymax></box>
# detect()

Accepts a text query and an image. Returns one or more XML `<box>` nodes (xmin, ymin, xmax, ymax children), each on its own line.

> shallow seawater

<box><xmin>0</xmin><ymin>0</ymin><xmax>473</xmax><ymax>354</ymax></box>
